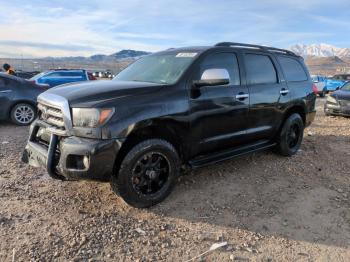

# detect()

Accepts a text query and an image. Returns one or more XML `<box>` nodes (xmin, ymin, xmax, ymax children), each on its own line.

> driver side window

<box><xmin>199</xmin><ymin>53</ymin><xmax>240</xmax><ymax>85</ymax></box>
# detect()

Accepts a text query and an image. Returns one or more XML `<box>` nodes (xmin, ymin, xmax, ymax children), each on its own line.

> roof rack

<box><xmin>215</xmin><ymin>42</ymin><xmax>297</xmax><ymax>56</ymax></box>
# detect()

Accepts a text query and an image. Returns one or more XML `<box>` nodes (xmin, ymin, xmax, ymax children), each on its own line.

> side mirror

<box><xmin>193</xmin><ymin>68</ymin><xmax>230</xmax><ymax>88</ymax></box>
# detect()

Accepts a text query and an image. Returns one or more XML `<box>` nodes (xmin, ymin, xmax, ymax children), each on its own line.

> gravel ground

<box><xmin>0</xmin><ymin>97</ymin><xmax>349</xmax><ymax>262</ymax></box>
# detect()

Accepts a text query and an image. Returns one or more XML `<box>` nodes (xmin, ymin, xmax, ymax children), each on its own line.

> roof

<box><xmin>214</xmin><ymin>42</ymin><xmax>297</xmax><ymax>56</ymax></box>
<box><xmin>157</xmin><ymin>42</ymin><xmax>298</xmax><ymax>57</ymax></box>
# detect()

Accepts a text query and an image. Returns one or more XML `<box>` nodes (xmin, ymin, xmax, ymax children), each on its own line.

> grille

<box><xmin>38</xmin><ymin>102</ymin><xmax>66</xmax><ymax>131</ymax></box>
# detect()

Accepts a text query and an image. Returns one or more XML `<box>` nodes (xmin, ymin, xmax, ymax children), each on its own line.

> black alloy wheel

<box><xmin>276</xmin><ymin>113</ymin><xmax>304</xmax><ymax>156</ymax></box>
<box><xmin>111</xmin><ymin>139</ymin><xmax>180</xmax><ymax>208</ymax></box>
<box><xmin>286</xmin><ymin>123</ymin><xmax>300</xmax><ymax>149</ymax></box>
<box><xmin>131</xmin><ymin>152</ymin><xmax>170</xmax><ymax>195</ymax></box>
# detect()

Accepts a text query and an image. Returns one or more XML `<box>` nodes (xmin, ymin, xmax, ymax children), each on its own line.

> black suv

<box><xmin>22</xmin><ymin>42</ymin><xmax>316</xmax><ymax>208</ymax></box>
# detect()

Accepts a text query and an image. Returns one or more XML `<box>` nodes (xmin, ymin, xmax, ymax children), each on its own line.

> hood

<box><xmin>44</xmin><ymin>80</ymin><xmax>164</xmax><ymax>107</ymax></box>
<box><xmin>332</xmin><ymin>89</ymin><xmax>350</xmax><ymax>100</ymax></box>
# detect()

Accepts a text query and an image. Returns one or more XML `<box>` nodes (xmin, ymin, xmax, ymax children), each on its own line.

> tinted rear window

<box><xmin>278</xmin><ymin>56</ymin><xmax>308</xmax><ymax>82</ymax></box>
<box><xmin>245</xmin><ymin>54</ymin><xmax>277</xmax><ymax>85</ymax></box>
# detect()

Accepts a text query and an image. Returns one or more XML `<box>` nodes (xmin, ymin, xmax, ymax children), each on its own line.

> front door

<box><xmin>189</xmin><ymin>51</ymin><xmax>250</xmax><ymax>156</ymax></box>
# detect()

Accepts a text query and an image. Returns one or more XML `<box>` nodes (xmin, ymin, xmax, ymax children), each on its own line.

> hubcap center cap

<box><xmin>146</xmin><ymin>169</ymin><xmax>157</xmax><ymax>179</ymax></box>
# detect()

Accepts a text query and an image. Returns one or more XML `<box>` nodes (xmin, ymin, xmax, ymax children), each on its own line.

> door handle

<box><xmin>280</xmin><ymin>89</ymin><xmax>289</xmax><ymax>95</ymax></box>
<box><xmin>235</xmin><ymin>93</ymin><xmax>249</xmax><ymax>100</ymax></box>
<box><xmin>0</xmin><ymin>90</ymin><xmax>12</xmax><ymax>93</ymax></box>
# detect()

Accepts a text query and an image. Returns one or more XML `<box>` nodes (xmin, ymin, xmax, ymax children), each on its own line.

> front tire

<box><xmin>10</xmin><ymin>103</ymin><xmax>36</xmax><ymax>126</ymax></box>
<box><xmin>111</xmin><ymin>139</ymin><xmax>180</xmax><ymax>208</ymax></box>
<box><xmin>276</xmin><ymin>113</ymin><xmax>304</xmax><ymax>156</ymax></box>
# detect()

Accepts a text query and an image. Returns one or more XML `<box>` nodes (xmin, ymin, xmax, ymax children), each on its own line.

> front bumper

<box><xmin>22</xmin><ymin>120</ymin><xmax>124</xmax><ymax>181</ymax></box>
<box><xmin>324</xmin><ymin>103</ymin><xmax>350</xmax><ymax>116</ymax></box>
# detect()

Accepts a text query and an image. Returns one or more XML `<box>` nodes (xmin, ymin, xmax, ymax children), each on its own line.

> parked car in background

<box><xmin>92</xmin><ymin>71</ymin><xmax>115</xmax><ymax>79</ymax></box>
<box><xmin>105</xmin><ymin>70</ymin><xmax>115</xmax><ymax>78</ymax></box>
<box><xmin>30</xmin><ymin>69</ymin><xmax>93</xmax><ymax>88</ymax></box>
<box><xmin>87</xmin><ymin>72</ymin><xmax>97</xmax><ymax>80</ymax></box>
<box><xmin>22</xmin><ymin>42</ymin><xmax>316</xmax><ymax>208</ymax></box>
<box><xmin>311</xmin><ymin>75</ymin><xmax>327</xmax><ymax>97</ymax></box>
<box><xmin>324</xmin><ymin>81</ymin><xmax>350</xmax><ymax>116</ymax></box>
<box><xmin>93</xmin><ymin>71</ymin><xmax>105</xmax><ymax>78</ymax></box>
<box><xmin>325</xmin><ymin>74</ymin><xmax>349</xmax><ymax>92</ymax></box>
<box><xmin>0</xmin><ymin>73</ymin><xmax>48</xmax><ymax>125</ymax></box>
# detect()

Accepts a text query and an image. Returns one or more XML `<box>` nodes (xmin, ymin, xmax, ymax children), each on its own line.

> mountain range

<box><xmin>289</xmin><ymin>44</ymin><xmax>350</xmax><ymax>58</ymax></box>
<box><xmin>43</xmin><ymin>44</ymin><xmax>350</xmax><ymax>61</ymax></box>
<box><xmin>90</xmin><ymin>49</ymin><xmax>151</xmax><ymax>61</ymax></box>
<box><xmin>47</xmin><ymin>49</ymin><xmax>152</xmax><ymax>62</ymax></box>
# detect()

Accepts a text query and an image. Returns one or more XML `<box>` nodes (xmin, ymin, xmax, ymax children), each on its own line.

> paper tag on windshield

<box><xmin>176</xmin><ymin>52</ymin><xmax>197</xmax><ymax>58</ymax></box>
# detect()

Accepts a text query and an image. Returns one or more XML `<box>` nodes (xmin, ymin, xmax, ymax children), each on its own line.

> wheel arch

<box><xmin>8</xmin><ymin>100</ymin><xmax>37</xmax><ymax>118</ymax></box>
<box><xmin>280</xmin><ymin>104</ymin><xmax>306</xmax><ymax>130</ymax></box>
<box><xmin>113</xmin><ymin>119</ymin><xmax>187</xmax><ymax>178</ymax></box>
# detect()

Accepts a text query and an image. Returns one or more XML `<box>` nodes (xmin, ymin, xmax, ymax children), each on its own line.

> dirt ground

<box><xmin>0</xmin><ymin>97</ymin><xmax>349</xmax><ymax>262</ymax></box>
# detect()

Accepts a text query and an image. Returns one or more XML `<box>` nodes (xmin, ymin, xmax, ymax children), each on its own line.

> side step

<box><xmin>189</xmin><ymin>141</ymin><xmax>276</xmax><ymax>169</ymax></box>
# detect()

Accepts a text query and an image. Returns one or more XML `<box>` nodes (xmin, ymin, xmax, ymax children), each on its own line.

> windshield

<box><xmin>341</xmin><ymin>82</ymin><xmax>350</xmax><ymax>91</ymax></box>
<box><xmin>114</xmin><ymin>53</ymin><xmax>197</xmax><ymax>84</ymax></box>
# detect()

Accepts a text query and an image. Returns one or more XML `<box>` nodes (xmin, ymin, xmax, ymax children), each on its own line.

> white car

<box><xmin>311</xmin><ymin>75</ymin><xmax>327</xmax><ymax>97</ymax></box>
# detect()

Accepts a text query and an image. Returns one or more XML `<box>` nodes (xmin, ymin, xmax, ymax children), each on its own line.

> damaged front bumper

<box><xmin>22</xmin><ymin>120</ymin><xmax>124</xmax><ymax>181</ymax></box>
<box><xmin>324</xmin><ymin>103</ymin><xmax>350</xmax><ymax>117</ymax></box>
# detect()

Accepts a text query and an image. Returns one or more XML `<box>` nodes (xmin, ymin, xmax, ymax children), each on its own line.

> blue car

<box><xmin>30</xmin><ymin>69</ymin><xmax>94</xmax><ymax>88</ymax></box>
<box><xmin>325</xmin><ymin>74</ymin><xmax>350</xmax><ymax>92</ymax></box>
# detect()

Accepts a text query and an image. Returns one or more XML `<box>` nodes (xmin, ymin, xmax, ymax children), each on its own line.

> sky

<box><xmin>0</xmin><ymin>0</ymin><xmax>349</xmax><ymax>58</ymax></box>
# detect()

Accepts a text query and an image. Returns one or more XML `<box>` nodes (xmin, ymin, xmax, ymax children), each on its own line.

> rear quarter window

<box><xmin>278</xmin><ymin>56</ymin><xmax>308</xmax><ymax>82</ymax></box>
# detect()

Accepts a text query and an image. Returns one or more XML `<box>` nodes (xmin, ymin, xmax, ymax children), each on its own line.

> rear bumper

<box><xmin>305</xmin><ymin>110</ymin><xmax>316</xmax><ymax>127</ymax></box>
<box><xmin>22</xmin><ymin>120</ymin><xmax>124</xmax><ymax>181</ymax></box>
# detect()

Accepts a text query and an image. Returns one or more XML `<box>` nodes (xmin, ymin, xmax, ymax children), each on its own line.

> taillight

<box><xmin>312</xmin><ymin>84</ymin><xmax>318</xmax><ymax>94</ymax></box>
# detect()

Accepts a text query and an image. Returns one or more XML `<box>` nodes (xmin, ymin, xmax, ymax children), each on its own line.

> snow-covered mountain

<box><xmin>289</xmin><ymin>44</ymin><xmax>350</xmax><ymax>58</ymax></box>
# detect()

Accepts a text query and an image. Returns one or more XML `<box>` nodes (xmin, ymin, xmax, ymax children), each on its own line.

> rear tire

<box><xmin>276</xmin><ymin>113</ymin><xmax>304</xmax><ymax>156</ymax></box>
<box><xmin>111</xmin><ymin>139</ymin><xmax>180</xmax><ymax>208</ymax></box>
<box><xmin>10</xmin><ymin>103</ymin><xmax>36</xmax><ymax>126</ymax></box>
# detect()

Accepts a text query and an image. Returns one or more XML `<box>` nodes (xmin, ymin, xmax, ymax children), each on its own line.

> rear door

<box><xmin>243</xmin><ymin>52</ymin><xmax>289</xmax><ymax>142</ymax></box>
<box><xmin>0</xmin><ymin>77</ymin><xmax>16</xmax><ymax>119</ymax></box>
<box><xmin>189</xmin><ymin>51</ymin><xmax>250</xmax><ymax>155</ymax></box>
<box><xmin>276</xmin><ymin>55</ymin><xmax>311</xmax><ymax>108</ymax></box>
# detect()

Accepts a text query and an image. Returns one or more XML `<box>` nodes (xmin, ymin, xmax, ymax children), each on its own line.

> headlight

<box><xmin>326</xmin><ymin>96</ymin><xmax>337</xmax><ymax>104</ymax></box>
<box><xmin>72</xmin><ymin>108</ymin><xmax>115</xmax><ymax>128</ymax></box>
